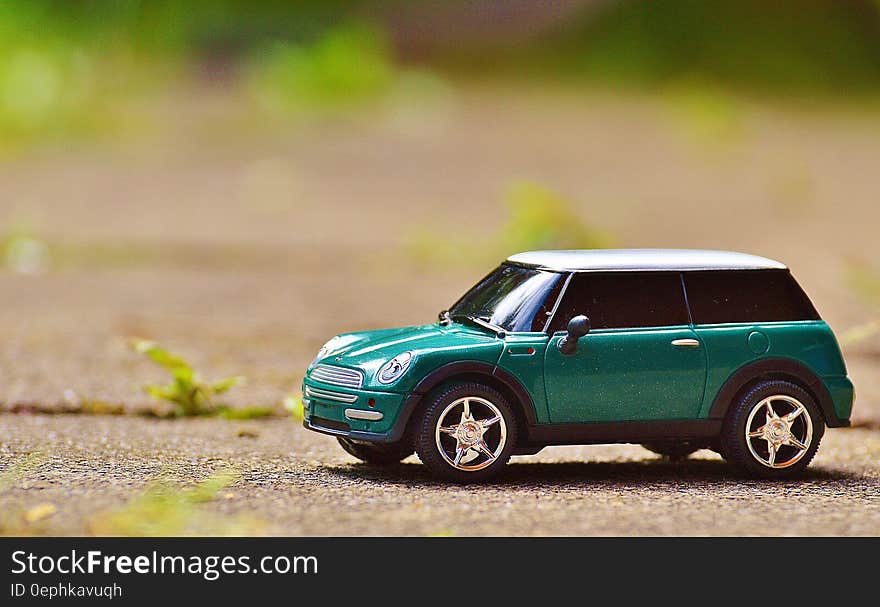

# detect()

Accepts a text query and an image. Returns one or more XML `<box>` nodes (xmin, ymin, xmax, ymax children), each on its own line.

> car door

<box><xmin>543</xmin><ymin>272</ymin><xmax>707</xmax><ymax>423</ymax></box>
<box><xmin>681</xmin><ymin>269</ymin><xmax>823</xmax><ymax>418</ymax></box>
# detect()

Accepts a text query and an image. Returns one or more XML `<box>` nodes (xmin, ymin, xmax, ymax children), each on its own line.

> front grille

<box><xmin>305</xmin><ymin>386</ymin><xmax>358</xmax><ymax>404</ymax></box>
<box><xmin>311</xmin><ymin>416</ymin><xmax>350</xmax><ymax>432</ymax></box>
<box><xmin>310</xmin><ymin>364</ymin><xmax>364</xmax><ymax>389</ymax></box>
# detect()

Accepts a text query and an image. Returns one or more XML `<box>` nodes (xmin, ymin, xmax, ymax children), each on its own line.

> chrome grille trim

<box><xmin>345</xmin><ymin>408</ymin><xmax>384</xmax><ymax>421</ymax></box>
<box><xmin>305</xmin><ymin>386</ymin><xmax>358</xmax><ymax>404</ymax></box>
<box><xmin>310</xmin><ymin>364</ymin><xmax>364</xmax><ymax>388</ymax></box>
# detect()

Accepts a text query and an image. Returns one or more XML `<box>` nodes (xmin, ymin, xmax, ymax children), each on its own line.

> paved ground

<box><xmin>0</xmin><ymin>414</ymin><xmax>878</xmax><ymax>536</ymax></box>
<box><xmin>0</xmin><ymin>85</ymin><xmax>878</xmax><ymax>535</ymax></box>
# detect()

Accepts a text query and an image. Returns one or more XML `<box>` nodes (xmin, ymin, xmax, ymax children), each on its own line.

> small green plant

<box><xmin>499</xmin><ymin>181</ymin><xmax>614</xmax><ymax>252</ymax></box>
<box><xmin>88</xmin><ymin>470</ymin><xmax>263</xmax><ymax>536</ymax></box>
<box><xmin>406</xmin><ymin>180</ymin><xmax>614</xmax><ymax>268</ymax></box>
<box><xmin>132</xmin><ymin>340</ymin><xmax>245</xmax><ymax>417</ymax></box>
<box><xmin>283</xmin><ymin>394</ymin><xmax>305</xmax><ymax>421</ymax></box>
<box><xmin>218</xmin><ymin>405</ymin><xmax>279</xmax><ymax>420</ymax></box>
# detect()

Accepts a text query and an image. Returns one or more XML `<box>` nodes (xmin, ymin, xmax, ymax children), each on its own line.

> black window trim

<box><xmin>680</xmin><ymin>268</ymin><xmax>821</xmax><ymax>325</ymax></box>
<box><xmin>679</xmin><ymin>271</ymin><xmax>695</xmax><ymax>326</ymax></box>
<box><xmin>535</xmin><ymin>267</ymin><xmax>818</xmax><ymax>335</ymax></box>
<box><xmin>541</xmin><ymin>271</ymin><xmax>574</xmax><ymax>334</ymax></box>
<box><xmin>544</xmin><ymin>270</ymin><xmax>693</xmax><ymax>334</ymax></box>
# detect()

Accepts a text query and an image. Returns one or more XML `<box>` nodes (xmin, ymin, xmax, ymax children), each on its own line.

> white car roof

<box><xmin>505</xmin><ymin>249</ymin><xmax>787</xmax><ymax>272</ymax></box>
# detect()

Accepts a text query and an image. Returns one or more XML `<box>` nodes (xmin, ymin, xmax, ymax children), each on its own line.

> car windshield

<box><xmin>448</xmin><ymin>264</ymin><xmax>564</xmax><ymax>333</ymax></box>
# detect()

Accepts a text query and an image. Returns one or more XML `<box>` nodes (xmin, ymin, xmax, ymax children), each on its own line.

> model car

<box><xmin>302</xmin><ymin>249</ymin><xmax>853</xmax><ymax>482</ymax></box>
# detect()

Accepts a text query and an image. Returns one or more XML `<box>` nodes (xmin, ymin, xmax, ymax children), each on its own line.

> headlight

<box><xmin>310</xmin><ymin>336</ymin><xmax>341</xmax><ymax>369</ymax></box>
<box><xmin>376</xmin><ymin>351</ymin><xmax>413</xmax><ymax>385</ymax></box>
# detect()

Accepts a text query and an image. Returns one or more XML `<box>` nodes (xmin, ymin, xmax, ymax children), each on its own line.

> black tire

<box><xmin>641</xmin><ymin>441</ymin><xmax>702</xmax><ymax>461</ymax></box>
<box><xmin>720</xmin><ymin>379</ymin><xmax>824</xmax><ymax>478</ymax></box>
<box><xmin>414</xmin><ymin>382</ymin><xmax>517</xmax><ymax>483</ymax></box>
<box><xmin>337</xmin><ymin>437</ymin><xmax>412</xmax><ymax>466</ymax></box>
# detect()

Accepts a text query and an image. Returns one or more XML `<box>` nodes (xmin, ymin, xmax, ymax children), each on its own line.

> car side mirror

<box><xmin>558</xmin><ymin>315</ymin><xmax>590</xmax><ymax>355</ymax></box>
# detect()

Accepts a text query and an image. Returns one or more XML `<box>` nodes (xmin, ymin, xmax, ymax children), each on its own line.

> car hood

<box><xmin>309</xmin><ymin>323</ymin><xmax>504</xmax><ymax>389</ymax></box>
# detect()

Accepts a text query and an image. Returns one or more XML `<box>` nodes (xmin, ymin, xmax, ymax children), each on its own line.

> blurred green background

<box><xmin>4</xmin><ymin>0</ymin><xmax>880</xmax><ymax>148</ymax></box>
<box><xmin>0</xmin><ymin>0</ymin><xmax>878</xmax><ymax>419</ymax></box>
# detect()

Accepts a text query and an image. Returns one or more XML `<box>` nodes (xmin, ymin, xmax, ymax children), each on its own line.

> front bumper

<box><xmin>302</xmin><ymin>377</ymin><xmax>408</xmax><ymax>443</ymax></box>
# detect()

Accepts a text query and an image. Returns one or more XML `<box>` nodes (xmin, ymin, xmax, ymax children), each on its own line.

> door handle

<box><xmin>507</xmin><ymin>346</ymin><xmax>537</xmax><ymax>356</ymax></box>
<box><xmin>671</xmin><ymin>338</ymin><xmax>700</xmax><ymax>347</ymax></box>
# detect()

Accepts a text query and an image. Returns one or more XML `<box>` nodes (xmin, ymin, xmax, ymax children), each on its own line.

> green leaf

<box><xmin>171</xmin><ymin>366</ymin><xmax>195</xmax><ymax>384</ymax></box>
<box><xmin>132</xmin><ymin>340</ymin><xmax>191</xmax><ymax>371</ymax></box>
<box><xmin>219</xmin><ymin>405</ymin><xmax>276</xmax><ymax>420</ymax></box>
<box><xmin>212</xmin><ymin>376</ymin><xmax>245</xmax><ymax>395</ymax></box>
<box><xmin>144</xmin><ymin>384</ymin><xmax>177</xmax><ymax>402</ymax></box>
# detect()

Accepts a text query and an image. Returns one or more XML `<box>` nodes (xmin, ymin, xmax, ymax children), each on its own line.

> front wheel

<box><xmin>337</xmin><ymin>437</ymin><xmax>412</xmax><ymax>466</ymax></box>
<box><xmin>414</xmin><ymin>383</ymin><xmax>517</xmax><ymax>483</ymax></box>
<box><xmin>720</xmin><ymin>380</ymin><xmax>824</xmax><ymax>478</ymax></box>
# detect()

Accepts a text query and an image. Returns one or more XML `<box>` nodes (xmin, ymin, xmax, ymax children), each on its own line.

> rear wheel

<box><xmin>337</xmin><ymin>437</ymin><xmax>412</xmax><ymax>466</ymax></box>
<box><xmin>720</xmin><ymin>380</ymin><xmax>824</xmax><ymax>478</ymax></box>
<box><xmin>415</xmin><ymin>383</ymin><xmax>517</xmax><ymax>483</ymax></box>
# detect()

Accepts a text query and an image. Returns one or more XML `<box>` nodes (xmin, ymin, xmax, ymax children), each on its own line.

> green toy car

<box><xmin>303</xmin><ymin>249</ymin><xmax>854</xmax><ymax>482</ymax></box>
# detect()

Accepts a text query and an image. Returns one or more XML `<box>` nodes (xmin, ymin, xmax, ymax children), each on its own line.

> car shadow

<box><xmin>322</xmin><ymin>457</ymin><xmax>864</xmax><ymax>491</ymax></box>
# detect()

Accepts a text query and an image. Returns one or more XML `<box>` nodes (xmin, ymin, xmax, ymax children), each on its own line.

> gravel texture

<box><xmin>1</xmin><ymin>414</ymin><xmax>878</xmax><ymax>536</ymax></box>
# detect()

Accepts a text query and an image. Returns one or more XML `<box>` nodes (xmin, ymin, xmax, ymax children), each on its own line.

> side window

<box><xmin>683</xmin><ymin>270</ymin><xmax>820</xmax><ymax>324</ymax></box>
<box><xmin>531</xmin><ymin>273</ymin><xmax>566</xmax><ymax>332</ymax></box>
<box><xmin>547</xmin><ymin>272</ymin><xmax>689</xmax><ymax>332</ymax></box>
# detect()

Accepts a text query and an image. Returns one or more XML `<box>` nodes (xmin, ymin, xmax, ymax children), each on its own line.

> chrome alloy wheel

<box><xmin>745</xmin><ymin>395</ymin><xmax>813</xmax><ymax>469</ymax></box>
<box><xmin>434</xmin><ymin>397</ymin><xmax>507</xmax><ymax>472</ymax></box>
